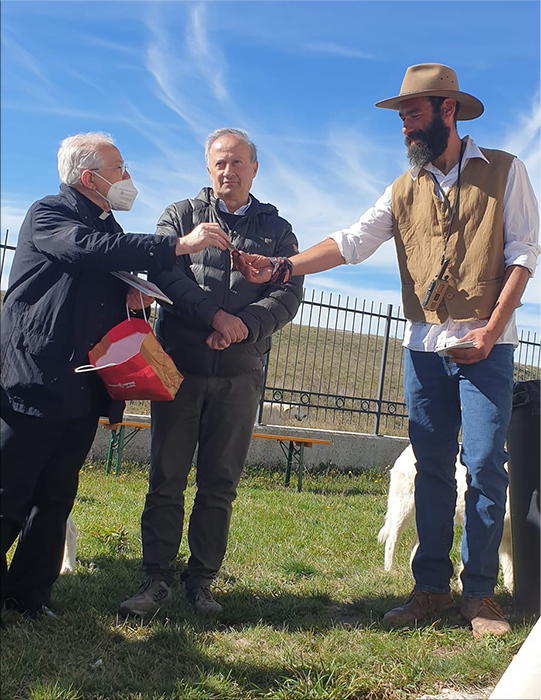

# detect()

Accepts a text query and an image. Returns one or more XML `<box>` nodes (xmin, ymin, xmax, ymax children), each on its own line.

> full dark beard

<box><xmin>406</xmin><ymin>111</ymin><xmax>450</xmax><ymax>168</ymax></box>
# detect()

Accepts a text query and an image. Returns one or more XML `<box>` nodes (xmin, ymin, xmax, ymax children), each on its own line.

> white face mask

<box><xmin>94</xmin><ymin>172</ymin><xmax>138</xmax><ymax>211</ymax></box>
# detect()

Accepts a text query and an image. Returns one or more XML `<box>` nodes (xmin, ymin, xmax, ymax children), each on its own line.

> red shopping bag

<box><xmin>75</xmin><ymin>317</ymin><xmax>183</xmax><ymax>401</ymax></box>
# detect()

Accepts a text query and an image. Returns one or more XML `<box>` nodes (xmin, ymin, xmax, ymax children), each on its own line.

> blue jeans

<box><xmin>403</xmin><ymin>345</ymin><xmax>514</xmax><ymax>598</ymax></box>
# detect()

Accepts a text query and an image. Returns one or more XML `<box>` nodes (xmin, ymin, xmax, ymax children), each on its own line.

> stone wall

<box><xmin>89</xmin><ymin>414</ymin><xmax>409</xmax><ymax>471</ymax></box>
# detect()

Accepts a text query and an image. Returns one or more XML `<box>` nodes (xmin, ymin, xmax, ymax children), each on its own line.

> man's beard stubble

<box><xmin>406</xmin><ymin>111</ymin><xmax>450</xmax><ymax>168</ymax></box>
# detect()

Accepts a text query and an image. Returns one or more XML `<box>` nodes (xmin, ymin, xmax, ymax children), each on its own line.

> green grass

<box><xmin>2</xmin><ymin>462</ymin><xmax>535</xmax><ymax>700</ymax></box>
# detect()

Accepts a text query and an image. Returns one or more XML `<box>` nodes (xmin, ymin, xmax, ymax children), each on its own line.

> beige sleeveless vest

<box><xmin>391</xmin><ymin>148</ymin><xmax>514</xmax><ymax>323</ymax></box>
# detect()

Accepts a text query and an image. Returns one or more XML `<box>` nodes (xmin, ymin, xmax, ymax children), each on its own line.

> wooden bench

<box><xmin>99</xmin><ymin>418</ymin><xmax>150</xmax><ymax>476</ymax></box>
<box><xmin>251</xmin><ymin>433</ymin><xmax>332</xmax><ymax>492</ymax></box>
<box><xmin>98</xmin><ymin>419</ymin><xmax>331</xmax><ymax>491</ymax></box>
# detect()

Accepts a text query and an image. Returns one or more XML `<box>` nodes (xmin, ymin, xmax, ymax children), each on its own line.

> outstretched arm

<box><xmin>232</xmin><ymin>238</ymin><xmax>345</xmax><ymax>283</ymax></box>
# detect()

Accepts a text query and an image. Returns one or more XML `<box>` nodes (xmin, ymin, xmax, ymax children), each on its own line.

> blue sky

<box><xmin>2</xmin><ymin>0</ymin><xmax>540</xmax><ymax>335</ymax></box>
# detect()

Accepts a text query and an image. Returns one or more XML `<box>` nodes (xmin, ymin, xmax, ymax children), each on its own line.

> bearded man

<box><xmin>232</xmin><ymin>64</ymin><xmax>540</xmax><ymax>637</ymax></box>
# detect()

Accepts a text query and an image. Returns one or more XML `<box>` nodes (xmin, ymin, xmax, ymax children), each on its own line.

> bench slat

<box><xmin>99</xmin><ymin>418</ymin><xmax>150</xmax><ymax>430</ymax></box>
<box><xmin>252</xmin><ymin>433</ymin><xmax>331</xmax><ymax>446</ymax></box>
<box><xmin>98</xmin><ymin>419</ymin><xmax>331</xmax><ymax>490</ymax></box>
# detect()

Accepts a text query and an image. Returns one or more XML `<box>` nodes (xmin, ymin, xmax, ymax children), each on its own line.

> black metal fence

<box><xmin>260</xmin><ymin>290</ymin><xmax>540</xmax><ymax>437</ymax></box>
<box><xmin>2</xmin><ymin>238</ymin><xmax>540</xmax><ymax>438</ymax></box>
<box><xmin>260</xmin><ymin>293</ymin><xmax>407</xmax><ymax>435</ymax></box>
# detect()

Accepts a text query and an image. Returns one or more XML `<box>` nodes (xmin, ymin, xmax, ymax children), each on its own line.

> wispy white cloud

<box><xmin>1</xmin><ymin>28</ymin><xmax>60</xmax><ymax>106</ymax></box>
<box><xmin>500</xmin><ymin>95</ymin><xmax>541</xmax><ymax>333</ymax></box>
<box><xmin>502</xmin><ymin>94</ymin><xmax>541</xmax><ymax>158</ymax></box>
<box><xmin>515</xmin><ymin>304</ymin><xmax>541</xmax><ymax>339</ymax></box>
<box><xmin>306</xmin><ymin>275</ymin><xmax>403</xmax><ymax>310</ymax></box>
<box><xmin>144</xmin><ymin>35</ymin><xmax>202</xmax><ymax>132</ymax></box>
<box><xmin>75</xmin><ymin>36</ymin><xmax>141</xmax><ymax>56</ymax></box>
<box><xmin>1</xmin><ymin>28</ymin><xmax>49</xmax><ymax>82</ymax></box>
<box><xmin>502</xmin><ymin>94</ymin><xmax>541</xmax><ymax>195</ymax></box>
<box><xmin>0</xmin><ymin>201</ymin><xmax>29</xmax><ymax>241</ymax></box>
<box><xmin>187</xmin><ymin>4</ymin><xmax>229</xmax><ymax>104</ymax></box>
<box><xmin>302</xmin><ymin>42</ymin><xmax>378</xmax><ymax>61</ymax></box>
<box><xmin>143</xmin><ymin>3</ymin><xmax>236</xmax><ymax>138</ymax></box>
<box><xmin>326</xmin><ymin>126</ymin><xmax>397</xmax><ymax>199</ymax></box>
<box><xmin>60</xmin><ymin>69</ymin><xmax>102</xmax><ymax>92</ymax></box>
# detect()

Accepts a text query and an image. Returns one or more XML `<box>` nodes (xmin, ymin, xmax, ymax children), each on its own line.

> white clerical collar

<box><xmin>99</xmin><ymin>210</ymin><xmax>111</xmax><ymax>220</ymax></box>
<box><xmin>217</xmin><ymin>197</ymin><xmax>251</xmax><ymax>215</ymax></box>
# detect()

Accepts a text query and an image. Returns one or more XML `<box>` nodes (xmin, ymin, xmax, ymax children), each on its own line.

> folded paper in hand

<box><xmin>111</xmin><ymin>271</ymin><xmax>173</xmax><ymax>304</ymax></box>
<box><xmin>436</xmin><ymin>340</ymin><xmax>476</xmax><ymax>357</ymax></box>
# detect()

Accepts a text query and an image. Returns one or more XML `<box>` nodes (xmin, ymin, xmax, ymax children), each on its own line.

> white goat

<box><xmin>257</xmin><ymin>402</ymin><xmax>308</xmax><ymax>425</ymax></box>
<box><xmin>377</xmin><ymin>444</ymin><xmax>514</xmax><ymax>591</ymax></box>
<box><xmin>60</xmin><ymin>515</ymin><xmax>77</xmax><ymax>574</ymax></box>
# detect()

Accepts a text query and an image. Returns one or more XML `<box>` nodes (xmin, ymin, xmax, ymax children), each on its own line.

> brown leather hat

<box><xmin>375</xmin><ymin>63</ymin><xmax>484</xmax><ymax>120</ymax></box>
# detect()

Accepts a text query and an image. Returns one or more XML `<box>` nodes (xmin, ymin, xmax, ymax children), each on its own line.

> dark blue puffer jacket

<box><xmin>150</xmin><ymin>187</ymin><xmax>304</xmax><ymax>377</ymax></box>
<box><xmin>1</xmin><ymin>184</ymin><xmax>177</xmax><ymax>419</ymax></box>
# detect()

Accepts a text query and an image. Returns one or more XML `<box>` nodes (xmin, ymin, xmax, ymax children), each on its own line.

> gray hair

<box><xmin>57</xmin><ymin>132</ymin><xmax>116</xmax><ymax>186</ymax></box>
<box><xmin>205</xmin><ymin>128</ymin><xmax>257</xmax><ymax>166</ymax></box>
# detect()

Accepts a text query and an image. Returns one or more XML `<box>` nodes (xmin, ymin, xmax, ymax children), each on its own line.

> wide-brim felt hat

<box><xmin>375</xmin><ymin>63</ymin><xmax>484</xmax><ymax>121</ymax></box>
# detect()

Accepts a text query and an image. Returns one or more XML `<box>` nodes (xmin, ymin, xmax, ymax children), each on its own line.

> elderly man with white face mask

<box><xmin>0</xmin><ymin>132</ymin><xmax>230</xmax><ymax>620</ymax></box>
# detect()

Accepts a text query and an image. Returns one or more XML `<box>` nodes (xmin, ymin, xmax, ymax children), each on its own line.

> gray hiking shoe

<box><xmin>119</xmin><ymin>579</ymin><xmax>172</xmax><ymax>617</ymax></box>
<box><xmin>185</xmin><ymin>586</ymin><xmax>223</xmax><ymax>614</ymax></box>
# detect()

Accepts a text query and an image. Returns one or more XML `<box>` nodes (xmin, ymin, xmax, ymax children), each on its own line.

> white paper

<box><xmin>111</xmin><ymin>271</ymin><xmax>173</xmax><ymax>304</ymax></box>
<box><xmin>436</xmin><ymin>340</ymin><xmax>476</xmax><ymax>357</ymax></box>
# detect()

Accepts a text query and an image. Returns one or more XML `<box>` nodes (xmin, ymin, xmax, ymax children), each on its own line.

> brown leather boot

<box><xmin>382</xmin><ymin>589</ymin><xmax>456</xmax><ymax>629</ymax></box>
<box><xmin>461</xmin><ymin>596</ymin><xmax>511</xmax><ymax>638</ymax></box>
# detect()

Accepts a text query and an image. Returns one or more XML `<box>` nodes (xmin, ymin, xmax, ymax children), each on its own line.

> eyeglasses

<box><xmin>90</xmin><ymin>164</ymin><xmax>129</xmax><ymax>176</ymax></box>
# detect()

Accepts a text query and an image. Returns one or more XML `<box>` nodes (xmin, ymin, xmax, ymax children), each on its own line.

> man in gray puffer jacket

<box><xmin>120</xmin><ymin>128</ymin><xmax>303</xmax><ymax>617</ymax></box>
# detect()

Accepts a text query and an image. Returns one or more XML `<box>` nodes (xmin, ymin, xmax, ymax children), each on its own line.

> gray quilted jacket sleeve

<box><xmin>236</xmin><ymin>221</ymin><xmax>304</xmax><ymax>343</ymax></box>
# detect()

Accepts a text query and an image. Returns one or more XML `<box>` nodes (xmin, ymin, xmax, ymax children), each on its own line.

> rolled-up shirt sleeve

<box><xmin>503</xmin><ymin>158</ymin><xmax>540</xmax><ymax>274</ymax></box>
<box><xmin>329</xmin><ymin>157</ymin><xmax>539</xmax><ymax>273</ymax></box>
<box><xmin>327</xmin><ymin>185</ymin><xmax>394</xmax><ymax>264</ymax></box>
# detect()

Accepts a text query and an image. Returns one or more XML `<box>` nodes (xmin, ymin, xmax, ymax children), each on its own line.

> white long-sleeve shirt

<box><xmin>328</xmin><ymin>136</ymin><xmax>540</xmax><ymax>352</ymax></box>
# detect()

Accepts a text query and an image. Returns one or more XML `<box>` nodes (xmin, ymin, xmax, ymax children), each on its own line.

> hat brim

<box><xmin>375</xmin><ymin>89</ymin><xmax>484</xmax><ymax>121</ymax></box>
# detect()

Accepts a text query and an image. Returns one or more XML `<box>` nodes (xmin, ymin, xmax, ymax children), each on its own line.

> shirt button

<box><xmin>445</xmin><ymin>292</ymin><xmax>454</xmax><ymax>299</ymax></box>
